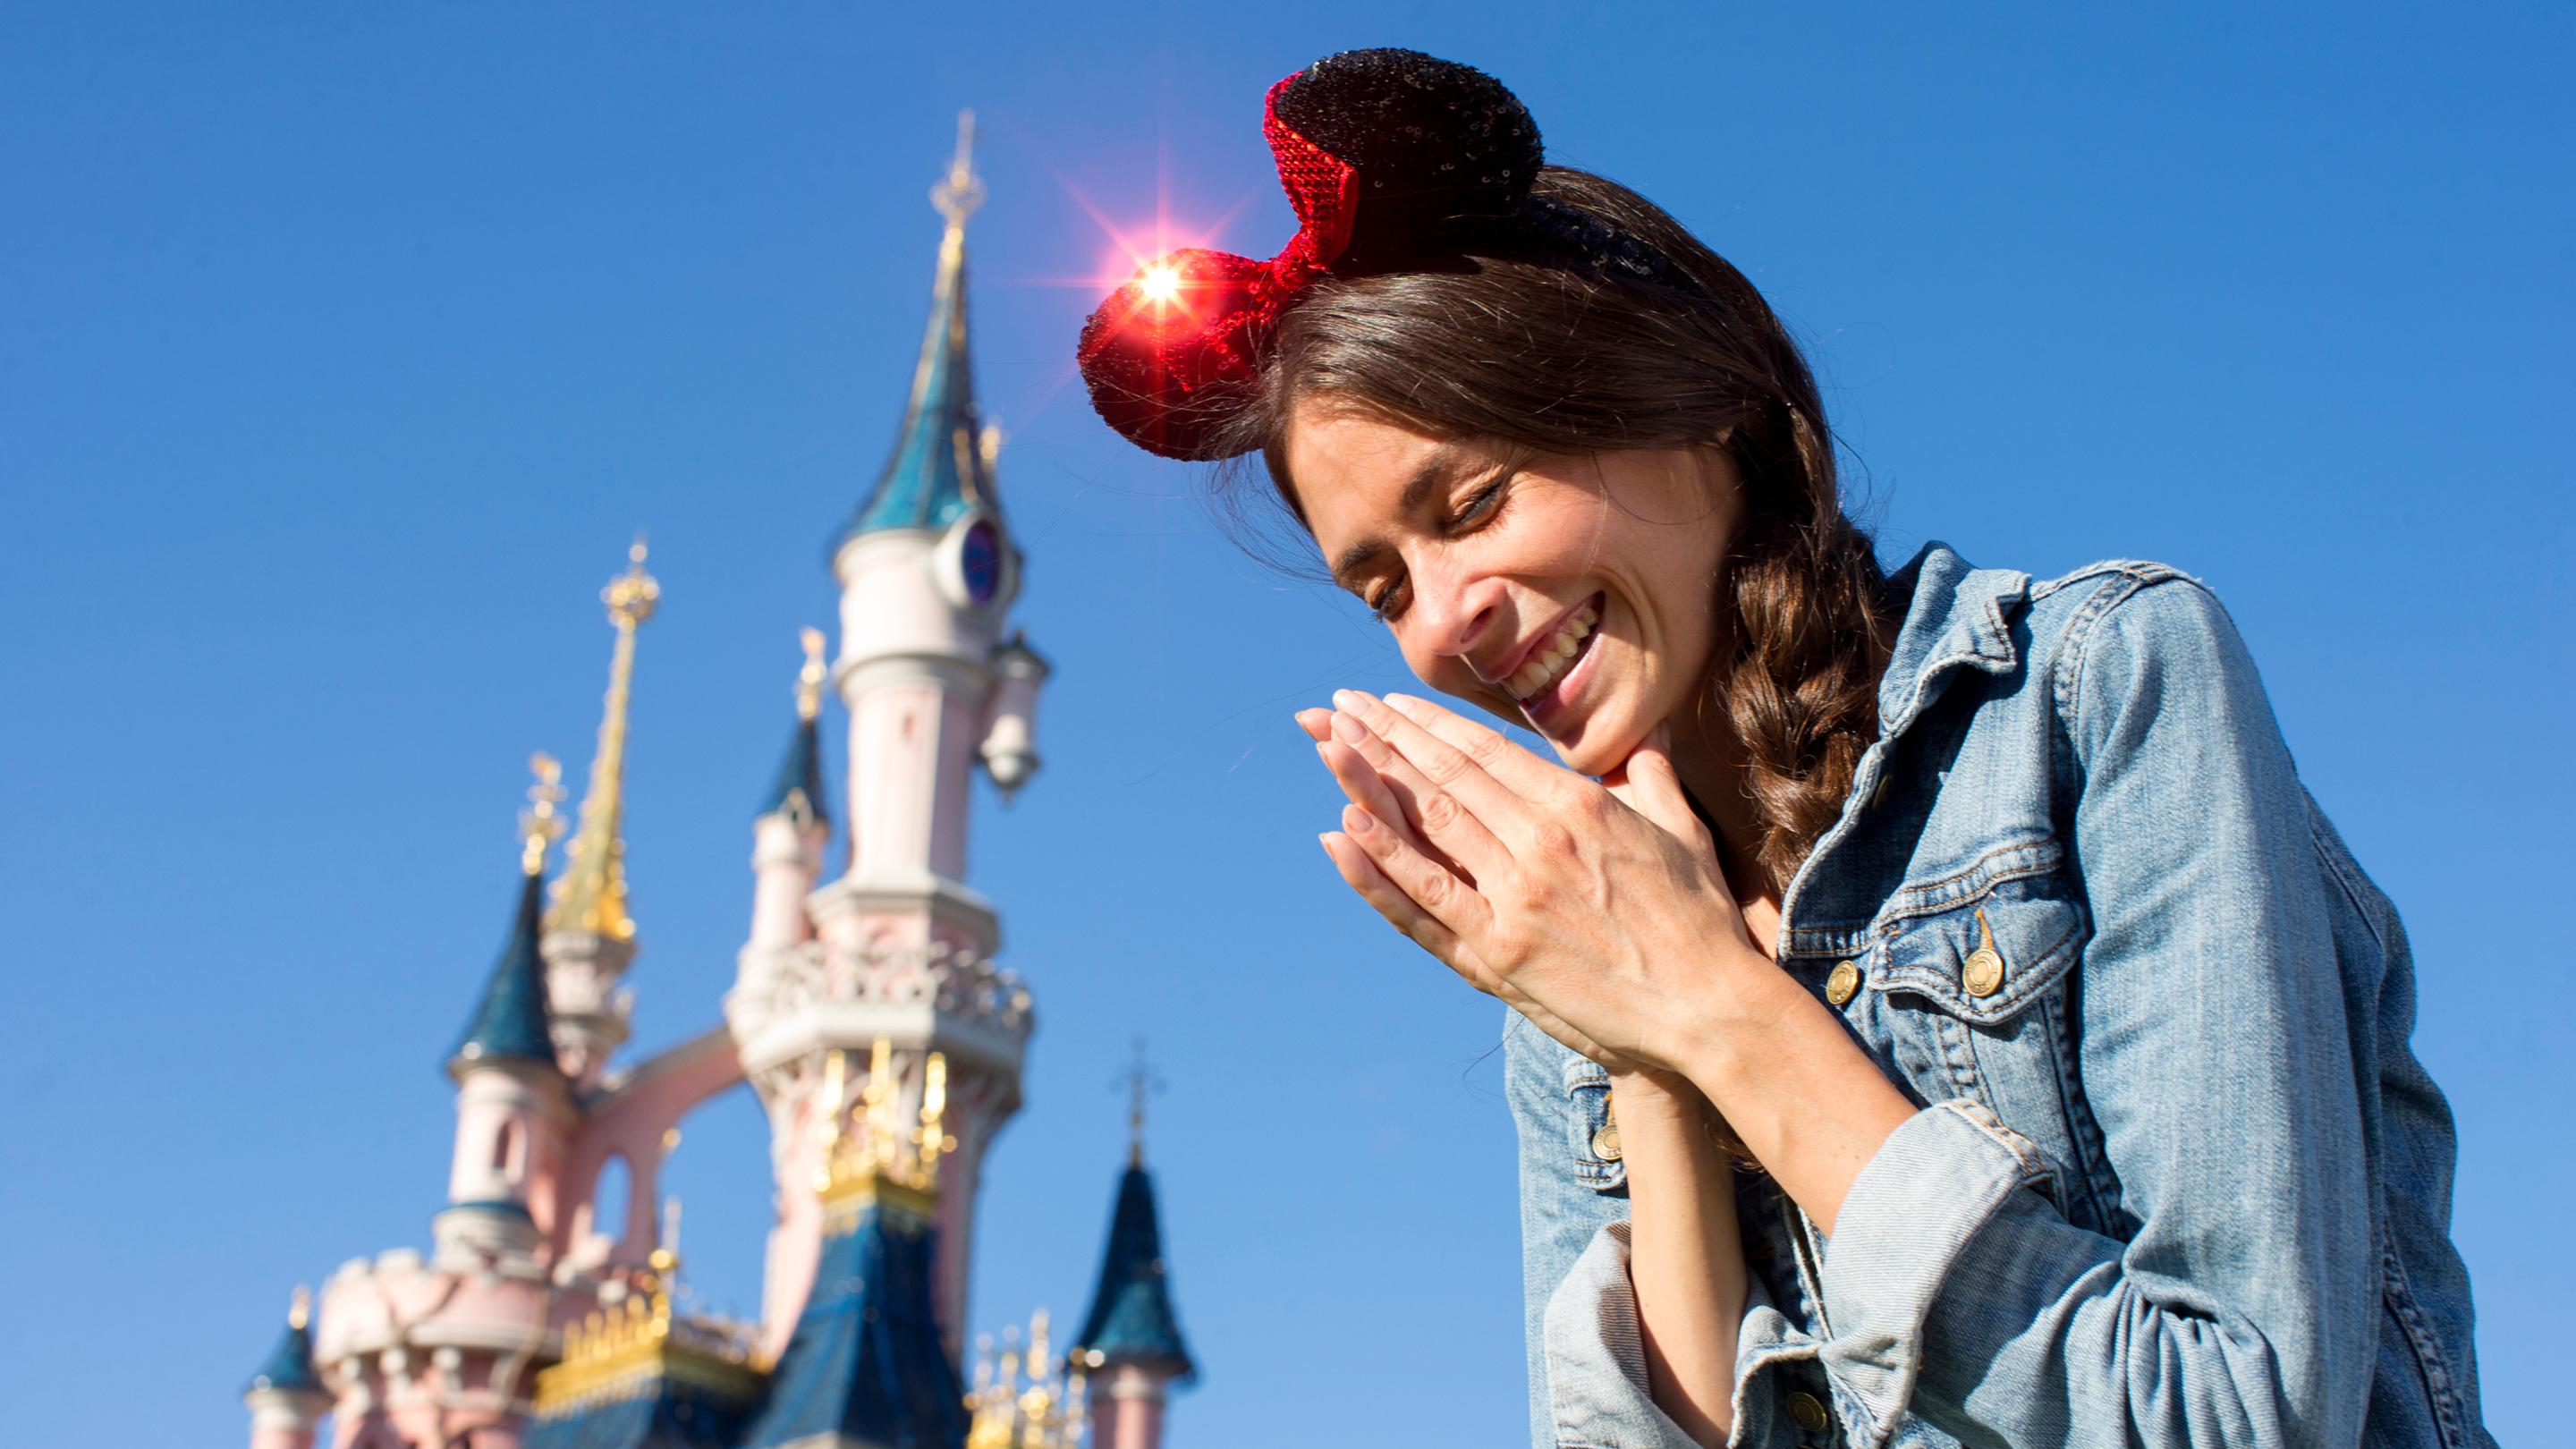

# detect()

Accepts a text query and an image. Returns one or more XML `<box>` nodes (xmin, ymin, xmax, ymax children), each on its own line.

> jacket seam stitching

<box><xmin>2380</xmin><ymin>1229</ymin><xmax>2471</xmax><ymax>1447</ymax></box>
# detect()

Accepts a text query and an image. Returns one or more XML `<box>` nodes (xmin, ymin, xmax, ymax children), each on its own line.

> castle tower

<box><xmin>305</xmin><ymin>767</ymin><xmax>584</xmax><ymax>1449</ymax></box>
<box><xmin>242</xmin><ymin>1288</ymin><xmax>331</xmax><ymax>1449</ymax></box>
<box><xmin>745</xmin><ymin>628</ymin><xmax>833</xmax><ymax>955</ymax></box>
<box><xmin>1072</xmin><ymin>1067</ymin><xmax>1196</xmax><ymax>1449</ymax></box>
<box><xmin>815</xmin><ymin>107</ymin><xmax>1034</xmax><ymax>951</ymax></box>
<box><xmin>545</xmin><ymin>540</ymin><xmax>660</xmax><ymax>1089</ymax></box>
<box><xmin>726</xmin><ymin>113</ymin><xmax>1044</xmax><ymax>1365</ymax></box>
<box><xmin>436</xmin><ymin>758</ymin><xmax>574</xmax><ymax>1267</ymax></box>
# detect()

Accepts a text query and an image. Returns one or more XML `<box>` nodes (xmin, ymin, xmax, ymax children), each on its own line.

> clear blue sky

<box><xmin>4</xmin><ymin>4</ymin><xmax>2567</xmax><ymax>1445</ymax></box>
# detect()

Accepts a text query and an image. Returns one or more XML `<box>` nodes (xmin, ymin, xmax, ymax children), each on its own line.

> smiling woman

<box><xmin>1075</xmin><ymin>46</ymin><xmax>2496</xmax><ymax>1449</ymax></box>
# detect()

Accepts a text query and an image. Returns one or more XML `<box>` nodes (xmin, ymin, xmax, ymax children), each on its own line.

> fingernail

<box><xmin>1330</xmin><ymin>710</ymin><xmax>1368</xmax><ymax>746</ymax></box>
<box><xmin>1385</xmin><ymin>692</ymin><xmax>1421</xmax><ymax>716</ymax></box>
<box><xmin>1343</xmin><ymin>803</ymin><xmax>1377</xmax><ymax>835</ymax></box>
<box><xmin>1318</xmin><ymin>831</ymin><xmax>1338</xmax><ymax>854</ymax></box>
<box><xmin>1333</xmin><ymin>688</ymin><xmax>1377</xmax><ymax>714</ymax></box>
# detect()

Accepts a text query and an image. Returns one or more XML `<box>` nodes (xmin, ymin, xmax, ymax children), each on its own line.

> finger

<box><xmin>1293</xmin><ymin>708</ymin><xmax>1333</xmax><ymax>743</ymax></box>
<box><xmin>1326</xmin><ymin>692</ymin><xmax>1513</xmax><ymax>879</ymax></box>
<box><xmin>1317</xmin><ymin>739</ymin><xmax>1475</xmax><ymax>886</ymax></box>
<box><xmin>1315</xmin><ymin>831</ymin><xmax>1503</xmax><ymax>997</ymax></box>
<box><xmin>1336</xmin><ymin>800</ymin><xmax>1495</xmax><ymax>943</ymax></box>
<box><xmin>1601</xmin><ymin>724</ymin><xmax>1715</xmax><ymax>856</ymax></box>
<box><xmin>1379</xmin><ymin>691</ymin><xmax>1584</xmax><ymax>805</ymax></box>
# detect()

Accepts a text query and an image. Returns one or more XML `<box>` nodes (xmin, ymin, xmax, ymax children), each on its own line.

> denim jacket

<box><xmin>1507</xmin><ymin>543</ymin><xmax>2493</xmax><ymax>1449</ymax></box>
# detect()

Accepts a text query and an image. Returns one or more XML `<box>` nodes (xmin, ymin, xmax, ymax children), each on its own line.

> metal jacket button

<box><xmin>1962</xmin><ymin>907</ymin><xmax>2005</xmax><ymax>997</ymax></box>
<box><xmin>1786</xmin><ymin>1390</ymin><xmax>1831</xmax><ymax>1431</ymax></box>
<box><xmin>1591</xmin><ymin>1089</ymin><xmax>1622</xmax><ymax>1162</ymax></box>
<box><xmin>1826</xmin><ymin>960</ymin><xmax>1861</xmax><ymax>1006</ymax></box>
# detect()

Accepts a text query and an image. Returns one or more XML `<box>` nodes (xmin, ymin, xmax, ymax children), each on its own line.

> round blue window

<box><xmin>960</xmin><ymin>521</ymin><xmax>1001</xmax><ymax>605</ymax></box>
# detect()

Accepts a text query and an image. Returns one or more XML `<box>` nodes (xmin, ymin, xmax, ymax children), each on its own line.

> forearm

<box><xmin>1612</xmin><ymin>1070</ymin><xmax>1749</xmax><ymax>1447</ymax></box>
<box><xmin>1668</xmin><ymin>960</ymin><xmax>1916</xmax><ymax>1237</ymax></box>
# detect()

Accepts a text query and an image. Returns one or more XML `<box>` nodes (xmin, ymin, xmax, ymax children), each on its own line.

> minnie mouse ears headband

<box><xmin>1074</xmin><ymin>48</ymin><xmax>1703</xmax><ymax>461</ymax></box>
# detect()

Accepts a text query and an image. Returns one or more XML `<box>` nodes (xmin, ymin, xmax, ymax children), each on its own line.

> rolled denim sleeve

<box><xmin>1811</xmin><ymin>577</ymin><xmax>2380</xmax><ymax>1447</ymax></box>
<box><xmin>1541</xmin><ymin>1217</ymin><xmax>1831</xmax><ymax>1449</ymax></box>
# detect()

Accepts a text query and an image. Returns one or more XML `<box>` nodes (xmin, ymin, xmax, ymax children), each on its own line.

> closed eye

<box><xmin>1360</xmin><ymin>473</ymin><xmax>1513</xmax><ymax>623</ymax></box>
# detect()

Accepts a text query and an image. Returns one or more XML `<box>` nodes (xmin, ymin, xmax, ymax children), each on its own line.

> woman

<box><xmin>1076</xmin><ymin>48</ymin><xmax>2493</xmax><ymax>1449</ymax></box>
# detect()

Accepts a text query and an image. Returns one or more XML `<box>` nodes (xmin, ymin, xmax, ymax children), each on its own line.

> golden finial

<box><xmin>547</xmin><ymin>538</ymin><xmax>658</xmax><ymax>940</ymax></box>
<box><xmin>966</xmin><ymin>1306</ymin><xmax>1088</xmax><ymax>1449</ymax></box>
<box><xmin>812</xmin><ymin>1050</ymin><xmax>850</xmax><ymax>1192</ymax></box>
<box><xmin>979</xmin><ymin>420</ymin><xmax>1005</xmax><ymax>471</ymax></box>
<box><xmin>797</xmin><ymin>627</ymin><xmax>827</xmax><ymax>722</ymax></box>
<box><xmin>917</xmin><ymin>1051</ymin><xmax>953</xmax><ymax>1179</ymax></box>
<box><xmin>288</xmin><ymin>1284</ymin><xmax>312</xmax><ymax>1332</ymax></box>
<box><xmin>654</xmin><ymin>1196</ymin><xmax>682</xmax><ymax>1276</ymax></box>
<box><xmin>932</xmin><ymin>109</ymin><xmax>984</xmax><ymax>232</ymax></box>
<box><xmin>814</xmin><ymin>1038</ymin><xmax>953</xmax><ymax>1206</ymax></box>
<box><xmin>521</xmin><ymin>752</ymin><xmax>567</xmax><ymax>877</ymax></box>
<box><xmin>859</xmin><ymin>1038</ymin><xmax>899</xmax><ymax>1172</ymax></box>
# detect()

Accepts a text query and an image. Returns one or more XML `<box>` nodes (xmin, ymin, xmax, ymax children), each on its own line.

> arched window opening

<box><xmin>590</xmin><ymin>1154</ymin><xmax>631</xmax><ymax>1247</ymax></box>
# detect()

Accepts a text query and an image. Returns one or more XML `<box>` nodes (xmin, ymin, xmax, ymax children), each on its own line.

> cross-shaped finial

<box><xmin>1116</xmin><ymin>1037</ymin><xmax>1165</xmax><ymax>1166</ymax></box>
<box><xmin>520</xmin><ymin>752</ymin><xmax>567</xmax><ymax>874</ymax></box>
<box><xmin>931</xmin><ymin>109</ymin><xmax>985</xmax><ymax>229</ymax></box>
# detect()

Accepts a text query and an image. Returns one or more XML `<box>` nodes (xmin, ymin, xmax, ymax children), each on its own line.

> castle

<box><xmin>237</xmin><ymin>117</ymin><xmax>1199</xmax><ymax>1449</ymax></box>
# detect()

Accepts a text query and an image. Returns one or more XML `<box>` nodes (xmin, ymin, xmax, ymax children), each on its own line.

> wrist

<box><xmin>1665</xmin><ymin>943</ymin><xmax>1804</xmax><ymax>1091</ymax></box>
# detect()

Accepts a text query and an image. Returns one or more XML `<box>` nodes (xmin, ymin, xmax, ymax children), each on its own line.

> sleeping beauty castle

<box><xmin>236</xmin><ymin>118</ymin><xmax>1200</xmax><ymax>1449</ymax></box>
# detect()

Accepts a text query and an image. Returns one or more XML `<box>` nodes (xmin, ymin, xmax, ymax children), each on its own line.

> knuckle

<box><xmin>1463</xmin><ymin>725</ymin><xmax>1510</xmax><ymax>767</ymax></box>
<box><xmin>1412</xmin><ymin>868</ymin><xmax>1454</xmax><ymax>910</ymax></box>
<box><xmin>1419</xmin><ymin>744</ymin><xmax>1467</xmax><ymax>786</ymax></box>
<box><xmin>1529</xmin><ymin>818</ymin><xmax>1580</xmax><ymax>860</ymax></box>
<box><xmin>1417</xmin><ymin>790</ymin><xmax>1461</xmax><ymax>834</ymax></box>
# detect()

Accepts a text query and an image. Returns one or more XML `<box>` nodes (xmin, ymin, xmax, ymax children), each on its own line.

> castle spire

<box><xmin>1073</xmin><ymin>1057</ymin><xmax>1195</xmax><ymax>1449</ymax></box>
<box><xmin>757</xmin><ymin>626</ymin><xmax>832</xmax><ymax>826</ymax></box>
<box><xmin>840</xmin><ymin>111</ymin><xmax>1000</xmax><ymax>542</ymax></box>
<box><xmin>547</xmin><ymin>538</ymin><xmax>658</xmax><ymax>941</ymax></box>
<box><xmin>449</xmin><ymin>757</ymin><xmax>565</xmax><ymax>1075</ymax></box>
<box><xmin>243</xmin><ymin>1285</ymin><xmax>322</xmax><ymax>1396</ymax></box>
<box><xmin>242</xmin><ymin>1285</ymin><xmax>330</xmax><ymax>1449</ymax></box>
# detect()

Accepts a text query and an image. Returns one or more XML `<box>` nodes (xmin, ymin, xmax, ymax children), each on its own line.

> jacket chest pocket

<box><xmin>1561</xmin><ymin>1057</ymin><xmax>1628</xmax><ymax>1194</ymax></box>
<box><xmin>1867</xmin><ymin>864</ymin><xmax>2112</xmax><ymax>1228</ymax></box>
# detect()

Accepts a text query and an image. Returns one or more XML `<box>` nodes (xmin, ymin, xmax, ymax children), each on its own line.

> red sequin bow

<box><xmin>1075</xmin><ymin>49</ymin><xmax>1544</xmax><ymax>461</ymax></box>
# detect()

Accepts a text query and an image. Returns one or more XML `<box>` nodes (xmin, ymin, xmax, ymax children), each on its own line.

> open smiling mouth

<box><xmin>1511</xmin><ymin>592</ymin><xmax>1606</xmax><ymax>727</ymax></box>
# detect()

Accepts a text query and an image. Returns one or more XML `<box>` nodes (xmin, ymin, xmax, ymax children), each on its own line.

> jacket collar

<box><xmin>1875</xmin><ymin>540</ymin><xmax>2031</xmax><ymax>743</ymax></box>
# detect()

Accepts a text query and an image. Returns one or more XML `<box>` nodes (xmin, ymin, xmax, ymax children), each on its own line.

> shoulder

<box><xmin>2015</xmin><ymin>558</ymin><xmax>2294</xmax><ymax>782</ymax></box>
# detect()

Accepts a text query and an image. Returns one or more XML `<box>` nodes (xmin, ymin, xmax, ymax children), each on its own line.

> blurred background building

<box><xmin>237</xmin><ymin>119</ymin><xmax>1198</xmax><ymax>1449</ymax></box>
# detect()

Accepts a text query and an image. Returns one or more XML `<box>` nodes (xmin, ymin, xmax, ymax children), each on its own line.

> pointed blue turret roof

<box><xmin>243</xmin><ymin>1294</ymin><xmax>323</xmax><ymax>1396</ymax></box>
<box><xmin>740</xmin><ymin>1189</ymin><xmax>969</xmax><ymax>1449</ymax></box>
<box><xmin>1072</xmin><ymin>1160</ymin><xmax>1196</xmax><ymax>1383</ymax></box>
<box><xmin>448</xmin><ymin>867</ymin><xmax>559</xmax><ymax>1076</ymax></box>
<box><xmin>758</xmin><ymin>714</ymin><xmax>828</xmax><ymax>825</ymax></box>
<box><xmin>837</xmin><ymin>115</ymin><xmax>1002</xmax><ymax>548</ymax></box>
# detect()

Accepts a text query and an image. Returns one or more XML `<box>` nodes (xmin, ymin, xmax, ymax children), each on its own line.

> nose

<box><xmin>1403</xmin><ymin>556</ymin><xmax>1506</xmax><ymax>676</ymax></box>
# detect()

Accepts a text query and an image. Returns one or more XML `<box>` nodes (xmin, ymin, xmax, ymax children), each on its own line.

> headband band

<box><xmin>1074</xmin><ymin>48</ymin><xmax>1703</xmax><ymax>462</ymax></box>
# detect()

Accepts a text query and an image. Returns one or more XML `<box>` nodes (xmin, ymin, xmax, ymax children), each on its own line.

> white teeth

<box><xmin>1507</xmin><ymin>602</ymin><xmax>1599</xmax><ymax>702</ymax></box>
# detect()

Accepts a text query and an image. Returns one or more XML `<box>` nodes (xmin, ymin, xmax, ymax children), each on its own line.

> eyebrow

<box><xmin>1328</xmin><ymin>443</ymin><xmax>1470</xmax><ymax>590</ymax></box>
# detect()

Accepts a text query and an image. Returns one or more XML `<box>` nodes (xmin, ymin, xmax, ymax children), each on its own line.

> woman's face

<box><xmin>1284</xmin><ymin>397</ymin><xmax>1740</xmax><ymax>776</ymax></box>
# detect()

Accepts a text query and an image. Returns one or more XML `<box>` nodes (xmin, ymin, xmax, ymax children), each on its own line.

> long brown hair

<box><xmin>1213</xmin><ymin>166</ymin><xmax>1894</xmax><ymax>893</ymax></box>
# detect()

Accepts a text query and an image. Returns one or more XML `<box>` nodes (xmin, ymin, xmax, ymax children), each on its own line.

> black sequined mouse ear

<box><xmin>1266</xmin><ymin>48</ymin><xmax>1544</xmax><ymax>274</ymax></box>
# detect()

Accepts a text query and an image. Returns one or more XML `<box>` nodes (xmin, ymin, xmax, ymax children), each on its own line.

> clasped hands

<box><xmin>1298</xmin><ymin>688</ymin><xmax>1778</xmax><ymax>1088</ymax></box>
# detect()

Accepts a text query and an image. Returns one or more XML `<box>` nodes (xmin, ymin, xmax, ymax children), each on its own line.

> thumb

<box><xmin>1604</xmin><ymin>724</ymin><xmax>1710</xmax><ymax>852</ymax></box>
